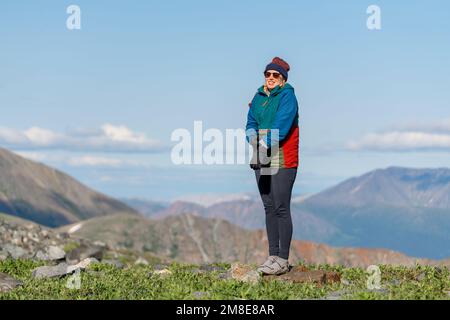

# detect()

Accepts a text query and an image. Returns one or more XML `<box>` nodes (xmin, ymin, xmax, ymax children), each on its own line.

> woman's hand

<box><xmin>249</xmin><ymin>138</ymin><xmax>271</xmax><ymax>170</ymax></box>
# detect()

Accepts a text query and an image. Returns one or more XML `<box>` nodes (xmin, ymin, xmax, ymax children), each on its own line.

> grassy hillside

<box><xmin>1</xmin><ymin>259</ymin><xmax>449</xmax><ymax>300</ymax></box>
<box><xmin>0</xmin><ymin>212</ymin><xmax>45</xmax><ymax>227</ymax></box>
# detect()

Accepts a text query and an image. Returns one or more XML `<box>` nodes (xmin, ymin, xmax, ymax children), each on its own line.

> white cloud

<box><xmin>13</xmin><ymin>151</ymin><xmax>156</xmax><ymax>168</ymax></box>
<box><xmin>67</xmin><ymin>156</ymin><xmax>124</xmax><ymax>167</ymax></box>
<box><xmin>0</xmin><ymin>124</ymin><xmax>165</xmax><ymax>153</ymax></box>
<box><xmin>347</xmin><ymin>119</ymin><xmax>450</xmax><ymax>152</ymax></box>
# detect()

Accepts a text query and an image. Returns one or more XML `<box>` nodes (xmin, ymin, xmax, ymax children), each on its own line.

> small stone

<box><xmin>103</xmin><ymin>259</ymin><xmax>125</xmax><ymax>269</ymax></box>
<box><xmin>192</xmin><ymin>291</ymin><xmax>209</xmax><ymax>299</ymax></box>
<box><xmin>32</xmin><ymin>263</ymin><xmax>71</xmax><ymax>279</ymax></box>
<box><xmin>153</xmin><ymin>263</ymin><xmax>170</xmax><ymax>270</ymax></box>
<box><xmin>415</xmin><ymin>272</ymin><xmax>426</xmax><ymax>282</ymax></box>
<box><xmin>0</xmin><ymin>273</ymin><xmax>23</xmax><ymax>292</ymax></box>
<box><xmin>217</xmin><ymin>272</ymin><xmax>231</xmax><ymax>280</ymax></box>
<box><xmin>0</xmin><ymin>250</ymin><xmax>8</xmax><ymax>261</ymax></box>
<box><xmin>152</xmin><ymin>269</ymin><xmax>172</xmax><ymax>277</ymax></box>
<box><xmin>135</xmin><ymin>257</ymin><xmax>149</xmax><ymax>265</ymax></box>
<box><xmin>3</xmin><ymin>244</ymin><xmax>28</xmax><ymax>259</ymax></box>
<box><xmin>390</xmin><ymin>279</ymin><xmax>401</xmax><ymax>286</ymax></box>
<box><xmin>199</xmin><ymin>264</ymin><xmax>228</xmax><ymax>273</ymax></box>
<box><xmin>367</xmin><ymin>288</ymin><xmax>389</xmax><ymax>295</ymax></box>
<box><xmin>67</xmin><ymin>257</ymin><xmax>99</xmax><ymax>272</ymax></box>
<box><xmin>321</xmin><ymin>290</ymin><xmax>347</xmax><ymax>300</ymax></box>
<box><xmin>66</xmin><ymin>243</ymin><xmax>104</xmax><ymax>264</ymax></box>
<box><xmin>40</xmin><ymin>230</ymin><xmax>49</xmax><ymax>238</ymax></box>
<box><xmin>35</xmin><ymin>246</ymin><xmax>66</xmax><ymax>261</ymax></box>
<box><xmin>341</xmin><ymin>279</ymin><xmax>350</xmax><ymax>286</ymax></box>
<box><xmin>32</xmin><ymin>258</ymin><xmax>98</xmax><ymax>279</ymax></box>
<box><xmin>230</xmin><ymin>263</ymin><xmax>261</xmax><ymax>284</ymax></box>
<box><xmin>93</xmin><ymin>240</ymin><xmax>106</xmax><ymax>248</ymax></box>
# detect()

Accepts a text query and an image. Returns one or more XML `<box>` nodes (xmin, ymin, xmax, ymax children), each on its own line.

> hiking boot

<box><xmin>260</xmin><ymin>257</ymin><xmax>290</xmax><ymax>275</ymax></box>
<box><xmin>257</xmin><ymin>255</ymin><xmax>278</xmax><ymax>273</ymax></box>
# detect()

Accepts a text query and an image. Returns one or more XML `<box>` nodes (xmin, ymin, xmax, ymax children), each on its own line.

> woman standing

<box><xmin>246</xmin><ymin>57</ymin><xmax>299</xmax><ymax>275</ymax></box>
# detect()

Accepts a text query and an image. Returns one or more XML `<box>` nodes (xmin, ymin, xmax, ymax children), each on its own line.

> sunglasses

<box><xmin>264</xmin><ymin>71</ymin><xmax>281</xmax><ymax>79</ymax></box>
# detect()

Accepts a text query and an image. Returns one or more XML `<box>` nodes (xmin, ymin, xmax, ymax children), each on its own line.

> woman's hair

<box><xmin>263</xmin><ymin>77</ymin><xmax>286</xmax><ymax>95</ymax></box>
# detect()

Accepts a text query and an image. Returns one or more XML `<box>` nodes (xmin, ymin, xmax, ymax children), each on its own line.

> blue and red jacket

<box><xmin>245</xmin><ymin>83</ymin><xmax>299</xmax><ymax>168</ymax></box>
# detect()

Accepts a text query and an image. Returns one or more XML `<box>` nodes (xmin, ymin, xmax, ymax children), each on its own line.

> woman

<box><xmin>245</xmin><ymin>57</ymin><xmax>299</xmax><ymax>275</ymax></box>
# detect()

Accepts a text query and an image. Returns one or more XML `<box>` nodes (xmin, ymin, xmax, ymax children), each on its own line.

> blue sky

<box><xmin>1</xmin><ymin>1</ymin><xmax>450</xmax><ymax>201</ymax></box>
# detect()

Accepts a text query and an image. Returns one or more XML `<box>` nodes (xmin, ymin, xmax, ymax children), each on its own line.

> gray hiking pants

<box><xmin>255</xmin><ymin>168</ymin><xmax>297</xmax><ymax>260</ymax></box>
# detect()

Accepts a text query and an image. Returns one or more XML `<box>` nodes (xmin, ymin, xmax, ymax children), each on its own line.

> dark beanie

<box><xmin>264</xmin><ymin>57</ymin><xmax>290</xmax><ymax>80</ymax></box>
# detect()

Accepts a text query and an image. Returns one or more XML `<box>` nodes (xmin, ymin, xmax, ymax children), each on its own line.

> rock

<box><xmin>230</xmin><ymin>263</ymin><xmax>261</xmax><ymax>284</ymax></box>
<box><xmin>415</xmin><ymin>272</ymin><xmax>426</xmax><ymax>282</ymax></box>
<box><xmin>150</xmin><ymin>269</ymin><xmax>172</xmax><ymax>278</ymax></box>
<box><xmin>341</xmin><ymin>279</ymin><xmax>351</xmax><ymax>286</ymax></box>
<box><xmin>68</xmin><ymin>257</ymin><xmax>99</xmax><ymax>271</ymax></box>
<box><xmin>32</xmin><ymin>263</ymin><xmax>71</xmax><ymax>279</ymax></box>
<box><xmin>93</xmin><ymin>240</ymin><xmax>107</xmax><ymax>248</ymax></box>
<box><xmin>56</xmin><ymin>232</ymin><xmax>70</xmax><ymax>240</ymax></box>
<box><xmin>39</xmin><ymin>229</ymin><xmax>50</xmax><ymax>238</ymax></box>
<box><xmin>66</xmin><ymin>243</ymin><xmax>104</xmax><ymax>264</ymax></box>
<box><xmin>153</xmin><ymin>263</ymin><xmax>170</xmax><ymax>270</ymax></box>
<box><xmin>35</xmin><ymin>246</ymin><xmax>66</xmax><ymax>261</ymax></box>
<box><xmin>135</xmin><ymin>257</ymin><xmax>149</xmax><ymax>265</ymax></box>
<box><xmin>263</xmin><ymin>266</ymin><xmax>341</xmax><ymax>285</ymax></box>
<box><xmin>0</xmin><ymin>250</ymin><xmax>8</xmax><ymax>261</ymax></box>
<box><xmin>103</xmin><ymin>259</ymin><xmax>125</xmax><ymax>269</ymax></box>
<box><xmin>192</xmin><ymin>291</ymin><xmax>210</xmax><ymax>299</ymax></box>
<box><xmin>390</xmin><ymin>279</ymin><xmax>401</xmax><ymax>286</ymax></box>
<box><xmin>321</xmin><ymin>290</ymin><xmax>348</xmax><ymax>300</ymax></box>
<box><xmin>3</xmin><ymin>244</ymin><xmax>28</xmax><ymax>259</ymax></box>
<box><xmin>0</xmin><ymin>273</ymin><xmax>23</xmax><ymax>292</ymax></box>
<box><xmin>32</xmin><ymin>258</ymin><xmax>98</xmax><ymax>279</ymax></box>
<box><xmin>199</xmin><ymin>264</ymin><xmax>228</xmax><ymax>273</ymax></box>
<box><xmin>365</xmin><ymin>288</ymin><xmax>389</xmax><ymax>295</ymax></box>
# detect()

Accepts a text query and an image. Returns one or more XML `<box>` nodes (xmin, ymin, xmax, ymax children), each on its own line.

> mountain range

<box><xmin>1</xmin><ymin>147</ymin><xmax>449</xmax><ymax>262</ymax></box>
<box><xmin>57</xmin><ymin>212</ymin><xmax>449</xmax><ymax>267</ymax></box>
<box><xmin>122</xmin><ymin>167</ymin><xmax>450</xmax><ymax>260</ymax></box>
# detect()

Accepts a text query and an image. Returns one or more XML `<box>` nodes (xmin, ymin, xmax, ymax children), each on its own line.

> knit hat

<box><xmin>264</xmin><ymin>57</ymin><xmax>290</xmax><ymax>80</ymax></box>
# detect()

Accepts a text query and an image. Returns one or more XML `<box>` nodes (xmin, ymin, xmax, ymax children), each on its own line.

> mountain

<box><xmin>0</xmin><ymin>148</ymin><xmax>138</xmax><ymax>227</ymax></box>
<box><xmin>304</xmin><ymin>166</ymin><xmax>450</xmax><ymax>208</ymax></box>
<box><xmin>119</xmin><ymin>198</ymin><xmax>169</xmax><ymax>218</ymax></box>
<box><xmin>153</xmin><ymin>200</ymin><xmax>207</xmax><ymax>219</ymax></box>
<box><xmin>299</xmin><ymin>167</ymin><xmax>450</xmax><ymax>259</ymax></box>
<box><xmin>135</xmin><ymin>167</ymin><xmax>450</xmax><ymax>260</ymax></box>
<box><xmin>57</xmin><ymin>213</ymin><xmax>449</xmax><ymax>267</ymax></box>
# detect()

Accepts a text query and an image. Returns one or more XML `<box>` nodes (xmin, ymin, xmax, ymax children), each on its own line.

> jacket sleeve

<box><xmin>261</xmin><ymin>90</ymin><xmax>298</xmax><ymax>149</ymax></box>
<box><xmin>245</xmin><ymin>98</ymin><xmax>258</xmax><ymax>144</ymax></box>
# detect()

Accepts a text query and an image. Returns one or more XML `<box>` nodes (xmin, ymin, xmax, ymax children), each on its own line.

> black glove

<box><xmin>249</xmin><ymin>138</ymin><xmax>271</xmax><ymax>170</ymax></box>
<box><xmin>258</xmin><ymin>144</ymin><xmax>271</xmax><ymax>168</ymax></box>
<box><xmin>249</xmin><ymin>138</ymin><xmax>260</xmax><ymax>170</ymax></box>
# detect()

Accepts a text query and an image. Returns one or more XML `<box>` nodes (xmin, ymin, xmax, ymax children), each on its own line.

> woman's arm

<box><xmin>261</xmin><ymin>90</ymin><xmax>298</xmax><ymax>149</ymax></box>
<box><xmin>245</xmin><ymin>99</ymin><xmax>258</xmax><ymax>144</ymax></box>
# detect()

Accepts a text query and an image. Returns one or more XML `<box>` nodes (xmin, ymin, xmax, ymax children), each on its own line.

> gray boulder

<box><xmin>66</xmin><ymin>243</ymin><xmax>104</xmax><ymax>264</ymax></box>
<box><xmin>0</xmin><ymin>272</ymin><xmax>23</xmax><ymax>292</ymax></box>
<box><xmin>3</xmin><ymin>244</ymin><xmax>28</xmax><ymax>259</ymax></box>
<box><xmin>35</xmin><ymin>246</ymin><xmax>66</xmax><ymax>261</ymax></box>
<box><xmin>32</xmin><ymin>257</ymin><xmax>99</xmax><ymax>279</ymax></box>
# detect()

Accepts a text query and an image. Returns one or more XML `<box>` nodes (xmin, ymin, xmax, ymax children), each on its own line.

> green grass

<box><xmin>1</xmin><ymin>259</ymin><xmax>449</xmax><ymax>300</ymax></box>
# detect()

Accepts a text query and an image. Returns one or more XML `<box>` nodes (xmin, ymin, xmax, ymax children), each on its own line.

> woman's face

<box><xmin>265</xmin><ymin>69</ymin><xmax>283</xmax><ymax>90</ymax></box>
